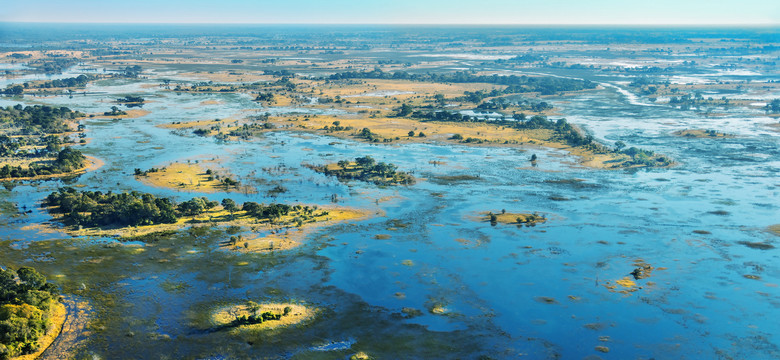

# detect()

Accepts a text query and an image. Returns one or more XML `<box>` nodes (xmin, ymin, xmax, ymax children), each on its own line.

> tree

<box><xmin>396</xmin><ymin>103</ymin><xmax>413</xmax><ymax>117</ymax></box>
<box><xmin>355</xmin><ymin>155</ymin><xmax>376</xmax><ymax>169</ymax></box>
<box><xmin>221</xmin><ymin>198</ymin><xmax>238</xmax><ymax>212</ymax></box>
<box><xmin>408</xmin><ymin>130</ymin><xmax>415</xmax><ymax>137</ymax></box>
<box><xmin>246</xmin><ymin>301</ymin><xmax>261</xmax><ymax>316</ymax></box>
<box><xmin>16</xmin><ymin>268</ymin><xmax>46</xmax><ymax>292</ymax></box>
<box><xmin>177</xmin><ymin>197</ymin><xmax>207</xmax><ymax>216</ymax></box>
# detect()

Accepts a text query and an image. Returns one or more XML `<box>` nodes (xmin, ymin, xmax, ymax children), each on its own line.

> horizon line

<box><xmin>2</xmin><ymin>21</ymin><xmax>778</xmax><ymax>27</ymax></box>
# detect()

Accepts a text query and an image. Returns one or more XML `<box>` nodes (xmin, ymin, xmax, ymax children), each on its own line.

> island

<box><xmin>0</xmin><ymin>266</ymin><xmax>65</xmax><ymax>360</ymax></box>
<box><xmin>43</xmin><ymin>187</ymin><xmax>373</xmax><ymax>252</ymax></box>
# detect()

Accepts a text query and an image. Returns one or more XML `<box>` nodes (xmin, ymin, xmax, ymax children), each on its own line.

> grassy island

<box><xmin>0</xmin><ymin>266</ymin><xmax>65</xmax><ymax>360</ymax></box>
<box><xmin>43</xmin><ymin>187</ymin><xmax>372</xmax><ymax>252</ymax></box>
<box><xmin>480</xmin><ymin>210</ymin><xmax>547</xmax><ymax>226</ymax></box>
<box><xmin>306</xmin><ymin>156</ymin><xmax>415</xmax><ymax>185</ymax></box>
<box><xmin>673</xmin><ymin>129</ymin><xmax>733</xmax><ymax>138</ymax></box>
<box><xmin>0</xmin><ymin>105</ymin><xmax>93</xmax><ymax>180</ymax></box>
<box><xmin>208</xmin><ymin>302</ymin><xmax>315</xmax><ymax>336</ymax></box>
<box><xmin>134</xmin><ymin>162</ymin><xmax>252</xmax><ymax>193</ymax></box>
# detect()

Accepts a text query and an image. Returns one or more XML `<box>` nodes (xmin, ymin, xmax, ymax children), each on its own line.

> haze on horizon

<box><xmin>1</xmin><ymin>0</ymin><xmax>778</xmax><ymax>25</ymax></box>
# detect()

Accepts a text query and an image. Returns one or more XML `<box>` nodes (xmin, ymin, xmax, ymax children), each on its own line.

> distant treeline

<box><xmin>325</xmin><ymin>69</ymin><xmax>596</xmax><ymax>95</ymax></box>
<box><xmin>25</xmin><ymin>75</ymin><xmax>94</xmax><ymax>89</ymax></box>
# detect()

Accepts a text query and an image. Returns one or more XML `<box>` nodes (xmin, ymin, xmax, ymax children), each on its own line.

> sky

<box><xmin>1</xmin><ymin>0</ymin><xmax>778</xmax><ymax>25</ymax></box>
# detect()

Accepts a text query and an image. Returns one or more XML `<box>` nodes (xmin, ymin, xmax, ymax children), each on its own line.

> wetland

<box><xmin>0</xmin><ymin>24</ymin><xmax>778</xmax><ymax>359</ymax></box>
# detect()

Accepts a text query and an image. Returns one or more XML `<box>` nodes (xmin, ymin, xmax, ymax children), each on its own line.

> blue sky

<box><xmin>1</xmin><ymin>0</ymin><xmax>778</xmax><ymax>24</ymax></box>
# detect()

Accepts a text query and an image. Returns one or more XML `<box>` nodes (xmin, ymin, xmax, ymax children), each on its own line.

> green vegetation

<box><xmin>44</xmin><ymin>187</ymin><xmax>319</xmax><ymax>229</ymax></box>
<box><xmin>0</xmin><ymin>104</ymin><xmax>83</xmax><ymax>134</ymax></box>
<box><xmin>45</xmin><ymin>187</ymin><xmax>180</xmax><ymax>227</ymax></box>
<box><xmin>0</xmin><ymin>104</ymin><xmax>88</xmax><ymax>179</ymax></box>
<box><xmin>103</xmin><ymin>106</ymin><xmax>127</xmax><ymax>116</ymax></box>
<box><xmin>327</xmin><ymin>69</ymin><xmax>597</xmax><ymax>95</ymax></box>
<box><xmin>0</xmin><ymin>266</ymin><xmax>60</xmax><ymax>359</ymax></box>
<box><xmin>0</xmin><ymin>148</ymin><xmax>86</xmax><ymax>179</ymax></box>
<box><xmin>21</xmin><ymin>74</ymin><xmax>94</xmax><ymax>90</ymax></box>
<box><xmin>412</xmin><ymin>113</ymin><xmax>671</xmax><ymax>167</ymax></box>
<box><xmin>226</xmin><ymin>301</ymin><xmax>290</xmax><ymax>328</ymax></box>
<box><xmin>116</xmin><ymin>96</ymin><xmax>145</xmax><ymax>104</ymax></box>
<box><xmin>307</xmin><ymin>156</ymin><xmax>415</xmax><ymax>185</ymax></box>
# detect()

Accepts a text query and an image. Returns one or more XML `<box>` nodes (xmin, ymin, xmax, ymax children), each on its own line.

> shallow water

<box><xmin>1</xmin><ymin>58</ymin><xmax>779</xmax><ymax>359</ymax></box>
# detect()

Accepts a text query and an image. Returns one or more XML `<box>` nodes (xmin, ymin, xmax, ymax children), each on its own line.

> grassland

<box><xmin>42</xmin><ymin>204</ymin><xmax>373</xmax><ymax>253</ymax></box>
<box><xmin>673</xmin><ymin>129</ymin><xmax>733</xmax><ymax>138</ymax></box>
<box><xmin>209</xmin><ymin>302</ymin><xmax>315</xmax><ymax>333</ymax></box>
<box><xmin>135</xmin><ymin>161</ymin><xmax>252</xmax><ymax>193</ymax></box>
<box><xmin>477</xmin><ymin>211</ymin><xmax>547</xmax><ymax>226</ymax></box>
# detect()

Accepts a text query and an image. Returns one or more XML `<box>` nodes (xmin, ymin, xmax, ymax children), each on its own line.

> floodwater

<box><xmin>1</xmin><ymin>64</ymin><xmax>779</xmax><ymax>359</ymax></box>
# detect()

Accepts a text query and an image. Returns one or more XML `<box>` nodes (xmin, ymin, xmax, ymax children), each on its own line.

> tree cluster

<box><xmin>0</xmin><ymin>266</ymin><xmax>59</xmax><ymax>359</ymax></box>
<box><xmin>0</xmin><ymin>104</ymin><xmax>83</xmax><ymax>134</ymax></box>
<box><xmin>45</xmin><ymin>187</ymin><xmax>179</xmax><ymax>227</ymax></box>
<box><xmin>0</xmin><ymin>148</ymin><xmax>86</xmax><ymax>179</ymax></box>
<box><xmin>310</xmin><ymin>155</ymin><xmax>415</xmax><ymax>186</ymax></box>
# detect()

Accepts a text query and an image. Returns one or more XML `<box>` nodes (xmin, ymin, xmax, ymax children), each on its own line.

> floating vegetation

<box><xmin>429</xmin><ymin>174</ymin><xmax>481</xmax><ymax>185</ymax></box>
<box><xmin>595</xmin><ymin>345</ymin><xmax>610</xmax><ymax>353</ymax></box>
<box><xmin>707</xmin><ymin>210</ymin><xmax>730</xmax><ymax>216</ymax></box>
<box><xmin>429</xmin><ymin>303</ymin><xmax>448</xmax><ymax>315</ymax></box>
<box><xmin>535</xmin><ymin>296</ymin><xmax>558</xmax><ymax>304</ymax></box>
<box><xmin>693</xmin><ymin>230</ymin><xmax>712</xmax><ymax>235</ymax></box>
<box><xmin>583</xmin><ymin>323</ymin><xmax>606</xmax><ymax>331</ymax></box>
<box><xmin>630</xmin><ymin>260</ymin><xmax>655</xmax><ymax>280</ymax></box>
<box><xmin>401</xmin><ymin>259</ymin><xmax>414</xmax><ymax>266</ymax></box>
<box><xmin>160</xmin><ymin>280</ymin><xmax>191</xmax><ymax>293</ymax></box>
<box><xmin>738</xmin><ymin>241</ymin><xmax>775</xmax><ymax>250</ymax></box>
<box><xmin>543</xmin><ymin>178</ymin><xmax>600</xmax><ymax>190</ymax></box>
<box><xmin>373</xmin><ymin>234</ymin><xmax>392</xmax><ymax>240</ymax></box>
<box><xmin>400</xmin><ymin>307</ymin><xmax>423</xmax><ymax>318</ymax></box>
<box><xmin>350</xmin><ymin>351</ymin><xmax>375</xmax><ymax>360</ymax></box>
<box><xmin>744</xmin><ymin>274</ymin><xmax>761</xmax><ymax>280</ymax></box>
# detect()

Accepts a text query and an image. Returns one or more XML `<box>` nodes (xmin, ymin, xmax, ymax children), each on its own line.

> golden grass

<box><xmin>88</xmin><ymin>109</ymin><xmax>150</xmax><ymax>120</ymax></box>
<box><xmin>0</xmin><ymin>155</ymin><xmax>103</xmax><ymax>182</ymax></box>
<box><xmin>12</xmin><ymin>302</ymin><xmax>67</xmax><ymax>360</ymax></box>
<box><xmin>226</xmin><ymin>206</ymin><xmax>376</xmax><ymax>253</ymax></box>
<box><xmin>177</xmin><ymin>71</ymin><xmax>274</xmax><ymax>83</ymax></box>
<box><xmin>210</xmin><ymin>303</ymin><xmax>315</xmax><ymax>334</ymax></box>
<box><xmin>316</xmin><ymin>79</ymin><xmax>503</xmax><ymax>98</ymax></box>
<box><xmin>158</xmin><ymin>118</ymin><xmax>233</xmax><ymax>130</ymax></box>
<box><xmin>474</xmin><ymin>211</ymin><xmax>547</xmax><ymax>225</ymax></box>
<box><xmin>135</xmin><ymin>162</ymin><xmax>246</xmax><ymax>193</ymax></box>
<box><xmin>269</xmin><ymin>114</ymin><xmax>631</xmax><ymax>167</ymax></box>
<box><xmin>769</xmin><ymin>224</ymin><xmax>780</xmax><ymax>236</ymax></box>
<box><xmin>45</xmin><ymin>205</ymin><xmax>374</xmax><ymax>253</ymax></box>
<box><xmin>673</xmin><ymin>129</ymin><xmax>732</xmax><ymax>138</ymax></box>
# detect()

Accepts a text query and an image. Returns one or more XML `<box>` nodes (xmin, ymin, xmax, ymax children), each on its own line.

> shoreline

<box><xmin>0</xmin><ymin>155</ymin><xmax>104</xmax><ymax>182</ymax></box>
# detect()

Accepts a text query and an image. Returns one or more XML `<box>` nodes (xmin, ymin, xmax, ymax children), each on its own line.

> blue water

<box><xmin>1</xmin><ymin>48</ymin><xmax>779</xmax><ymax>358</ymax></box>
